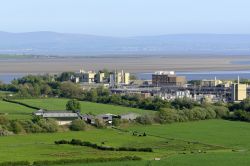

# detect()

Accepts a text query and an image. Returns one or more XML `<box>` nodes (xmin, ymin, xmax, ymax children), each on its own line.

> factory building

<box><xmin>82</xmin><ymin>71</ymin><xmax>96</xmax><ymax>83</ymax></box>
<box><xmin>201</xmin><ymin>78</ymin><xmax>222</xmax><ymax>87</ymax></box>
<box><xmin>110</xmin><ymin>70</ymin><xmax>130</xmax><ymax>86</ymax></box>
<box><xmin>231</xmin><ymin>77</ymin><xmax>247</xmax><ymax>102</ymax></box>
<box><xmin>152</xmin><ymin>71</ymin><xmax>186</xmax><ymax>87</ymax></box>
<box><xmin>95</xmin><ymin>72</ymin><xmax>105</xmax><ymax>83</ymax></box>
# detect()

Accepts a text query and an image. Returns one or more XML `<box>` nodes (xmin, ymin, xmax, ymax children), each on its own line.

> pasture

<box><xmin>0</xmin><ymin>100</ymin><xmax>34</xmax><ymax>119</ymax></box>
<box><xmin>15</xmin><ymin>98</ymin><xmax>154</xmax><ymax>115</ymax></box>
<box><xmin>1</xmin><ymin>120</ymin><xmax>249</xmax><ymax>165</ymax></box>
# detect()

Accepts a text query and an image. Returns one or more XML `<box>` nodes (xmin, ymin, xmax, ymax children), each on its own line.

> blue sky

<box><xmin>0</xmin><ymin>0</ymin><xmax>249</xmax><ymax>36</ymax></box>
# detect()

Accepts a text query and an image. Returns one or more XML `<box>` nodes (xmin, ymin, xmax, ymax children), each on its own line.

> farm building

<box><xmin>96</xmin><ymin>113</ymin><xmax>119</xmax><ymax>124</ymax></box>
<box><xmin>33</xmin><ymin>110</ymin><xmax>80</xmax><ymax>125</ymax></box>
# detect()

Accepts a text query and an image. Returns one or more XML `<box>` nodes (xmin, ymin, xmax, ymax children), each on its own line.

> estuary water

<box><xmin>0</xmin><ymin>73</ymin><xmax>25</xmax><ymax>84</ymax></box>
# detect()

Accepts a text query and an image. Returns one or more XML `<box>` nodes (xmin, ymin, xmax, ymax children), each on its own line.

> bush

<box><xmin>69</xmin><ymin>119</ymin><xmax>86</xmax><ymax>131</ymax></box>
<box><xmin>66</xmin><ymin>99</ymin><xmax>81</xmax><ymax>112</ymax></box>
<box><xmin>233</xmin><ymin>110</ymin><xmax>250</xmax><ymax>122</ymax></box>
<box><xmin>135</xmin><ymin>115</ymin><xmax>153</xmax><ymax>125</ymax></box>
<box><xmin>33</xmin><ymin>156</ymin><xmax>141</xmax><ymax>166</ymax></box>
<box><xmin>70</xmin><ymin>139</ymin><xmax>83</xmax><ymax>145</ymax></box>
<box><xmin>112</xmin><ymin>118</ymin><xmax>121</xmax><ymax>126</ymax></box>
<box><xmin>94</xmin><ymin>119</ymin><xmax>106</xmax><ymax>128</ymax></box>
<box><xmin>0</xmin><ymin>125</ymin><xmax>13</xmax><ymax>136</ymax></box>
<box><xmin>191</xmin><ymin>107</ymin><xmax>207</xmax><ymax>120</ymax></box>
<box><xmin>0</xmin><ymin>116</ymin><xmax>9</xmax><ymax>125</ymax></box>
<box><xmin>0</xmin><ymin>161</ymin><xmax>30</xmax><ymax>166</ymax></box>
<box><xmin>155</xmin><ymin>108</ymin><xmax>179</xmax><ymax>124</ymax></box>
<box><xmin>9</xmin><ymin>121</ymin><xmax>24</xmax><ymax>134</ymax></box>
<box><xmin>214</xmin><ymin>106</ymin><xmax>229</xmax><ymax>118</ymax></box>
<box><xmin>19</xmin><ymin>120</ymin><xmax>43</xmax><ymax>133</ymax></box>
<box><xmin>37</xmin><ymin>119</ymin><xmax>59</xmax><ymax>133</ymax></box>
<box><xmin>55</xmin><ymin>140</ymin><xmax>69</xmax><ymax>144</ymax></box>
<box><xmin>55</xmin><ymin>139</ymin><xmax>153</xmax><ymax>152</ymax></box>
<box><xmin>204</xmin><ymin>107</ymin><xmax>217</xmax><ymax>119</ymax></box>
<box><xmin>172</xmin><ymin>97</ymin><xmax>198</xmax><ymax>109</ymax></box>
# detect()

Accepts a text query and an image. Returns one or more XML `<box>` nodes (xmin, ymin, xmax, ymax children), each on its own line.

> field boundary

<box><xmin>2</xmin><ymin>98</ymin><xmax>40</xmax><ymax>110</ymax></box>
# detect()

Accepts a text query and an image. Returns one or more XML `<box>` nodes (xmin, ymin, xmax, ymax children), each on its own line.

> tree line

<box><xmin>1</xmin><ymin>74</ymin><xmax>250</xmax><ymax>123</ymax></box>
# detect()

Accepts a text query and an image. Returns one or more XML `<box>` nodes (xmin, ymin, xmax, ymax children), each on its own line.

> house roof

<box><xmin>34</xmin><ymin>110</ymin><xmax>79</xmax><ymax>118</ymax></box>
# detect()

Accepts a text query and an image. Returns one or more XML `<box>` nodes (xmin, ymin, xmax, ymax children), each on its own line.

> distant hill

<box><xmin>0</xmin><ymin>31</ymin><xmax>250</xmax><ymax>56</ymax></box>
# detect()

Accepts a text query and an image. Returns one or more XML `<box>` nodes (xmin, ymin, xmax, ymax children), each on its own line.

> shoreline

<box><xmin>0</xmin><ymin>55</ymin><xmax>250</xmax><ymax>73</ymax></box>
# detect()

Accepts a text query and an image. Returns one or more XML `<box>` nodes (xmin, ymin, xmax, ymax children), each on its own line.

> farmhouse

<box><xmin>96</xmin><ymin>113</ymin><xmax>119</xmax><ymax>124</ymax></box>
<box><xmin>33</xmin><ymin>110</ymin><xmax>80</xmax><ymax>125</ymax></box>
<box><xmin>81</xmin><ymin>114</ymin><xmax>95</xmax><ymax>124</ymax></box>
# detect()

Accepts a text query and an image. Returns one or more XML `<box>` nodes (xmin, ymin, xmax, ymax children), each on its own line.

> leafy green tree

<box><xmin>60</xmin><ymin>82</ymin><xmax>83</xmax><ymax>98</ymax></box>
<box><xmin>0</xmin><ymin>116</ymin><xmax>9</xmax><ymax>125</ymax></box>
<box><xmin>135</xmin><ymin>115</ymin><xmax>153</xmax><ymax>125</ymax></box>
<box><xmin>213</xmin><ymin>106</ymin><xmax>229</xmax><ymax>118</ymax></box>
<box><xmin>57</xmin><ymin>72</ymin><xmax>75</xmax><ymax>82</ymax></box>
<box><xmin>37</xmin><ymin>119</ymin><xmax>58</xmax><ymax>133</ymax></box>
<box><xmin>66</xmin><ymin>99</ymin><xmax>81</xmax><ymax>112</ymax></box>
<box><xmin>155</xmin><ymin>108</ymin><xmax>179</xmax><ymax>124</ymax></box>
<box><xmin>70</xmin><ymin>119</ymin><xmax>86</xmax><ymax>131</ymax></box>
<box><xmin>94</xmin><ymin>119</ymin><xmax>106</xmax><ymax>128</ymax></box>
<box><xmin>85</xmin><ymin>89</ymin><xmax>98</xmax><ymax>102</ymax></box>
<box><xmin>112</xmin><ymin>118</ymin><xmax>121</xmax><ymax>126</ymax></box>
<box><xmin>10</xmin><ymin>121</ymin><xmax>24</xmax><ymax>134</ymax></box>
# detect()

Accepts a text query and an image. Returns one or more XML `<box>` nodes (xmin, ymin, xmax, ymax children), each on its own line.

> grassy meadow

<box><xmin>0</xmin><ymin>100</ymin><xmax>34</xmax><ymax>119</ymax></box>
<box><xmin>15</xmin><ymin>98</ymin><xmax>154</xmax><ymax>115</ymax></box>
<box><xmin>0</xmin><ymin>120</ymin><xmax>250</xmax><ymax>165</ymax></box>
<box><xmin>0</xmin><ymin>98</ymin><xmax>250</xmax><ymax>165</ymax></box>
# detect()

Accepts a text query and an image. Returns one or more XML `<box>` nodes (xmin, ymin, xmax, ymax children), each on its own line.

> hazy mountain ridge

<box><xmin>0</xmin><ymin>31</ymin><xmax>250</xmax><ymax>56</ymax></box>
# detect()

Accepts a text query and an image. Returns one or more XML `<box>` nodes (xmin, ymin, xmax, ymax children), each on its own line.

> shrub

<box><xmin>33</xmin><ymin>156</ymin><xmax>141</xmax><ymax>166</ymax></box>
<box><xmin>66</xmin><ymin>99</ymin><xmax>81</xmax><ymax>112</ymax></box>
<box><xmin>19</xmin><ymin>120</ymin><xmax>43</xmax><ymax>133</ymax></box>
<box><xmin>214</xmin><ymin>106</ymin><xmax>229</xmax><ymax>118</ymax></box>
<box><xmin>112</xmin><ymin>118</ymin><xmax>121</xmax><ymax>126</ymax></box>
<box><xmin>55</xmin><ymin>140</ymin><xmax>69</xmax><ymax>144</ymax></box>
<box><xmin>190</xmin><ymin>107</ymin><xmax>206</xmax><ymax>120</ymax></box>
<box><xmin>0</xmin><ymin>161</ymin><xmax>30</xmax><ymax>166</ymax></box>
<box><xmin>55</xmin><ymin>139</ymin><xmax>153</xmax><ymax>152</ymax></box>
<box><xmin>0</xmin><ymin>125</ymin><xmax>13</xmax><ymax>136</ymax></box>
<box><xmin>37</xmin><ymin>118</ymin><xmax>58</xmax><ymax>132</ymax></box>
<box><xmin>94</xmin><ymin>119</ymin><xmax>106</xmax><ymax>128</ymax></box>
<box><xmin>9</xmin><ymin>121</ymin><xmax>24</xmax><ymax>134</ymax></box>
<box><xmin>69</xmin><ymin>119</ymin><xmax>86</xmax><ymax>131</ymax></box>
<box><xmin>204</xmin><ymin>107</ymin><xmax>216</xmax><ymax>119</ymax></box>
<box><xmin>135</xmin><ymin>115</ymin><xmax>153</xmax><ymax>125</ymax></box>
<box><xmin>233</xmin><ymin>110</ymin><xmax>250</xmax><ymax>122</ymax></box>
<box><xmin>70</xmin><ymin>139</ymin><xmax>83</xmax><ymax>145</ymax></box>
<box><xmin>155</xmin><ymin>108</ymin><xmax>179</xmax><ymax>124</ymax></box>
<box><xmin>0</xmin><ymin>116</ymin><xmax>9</xmax><ymax>125</ymax></box>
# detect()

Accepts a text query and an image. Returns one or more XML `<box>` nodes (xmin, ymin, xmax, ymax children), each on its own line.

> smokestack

<box><xmin>238</xmin><ymin>75</ymin><xmax>240</xmax><ymax>84</ymax></box>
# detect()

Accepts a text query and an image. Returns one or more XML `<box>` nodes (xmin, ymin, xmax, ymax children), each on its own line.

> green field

<box><xmin>1</xmin><ymin>98</ymin><xmax>250</xmax><ymax>166</ymax></box>
<box><xmin>15</xmin><ymin>98</ymin><xmax>153</xmax><ymax>115</ymax></box>
<box><xmin>0</xmin><ymin>100</ymin><xmax>34</xmax><ymax>119</ymax></box>
<box><xmin>1</xmin><ymin>120</ymin><xmax>250</xmax><ymax>165</ymax></box>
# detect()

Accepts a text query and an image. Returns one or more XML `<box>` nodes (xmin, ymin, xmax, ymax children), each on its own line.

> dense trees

<box><xmin>0</xmin><ymin>116</ymin><xmax>59</xmax><ymax>134</ymax></box>
<box><xmin>56</xmin><ymin>72</ymin><xmax>75</xmax><ymax>82</ymax></box>
<box><xmin>2</xmin><ymin>74</ymin><xmax>250</xmax><ymax>124</ymax></box>
<box><xmin>66</xmin><ymin>99</ymin><xmax>81</xmax><ymax>112</ymax></box>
